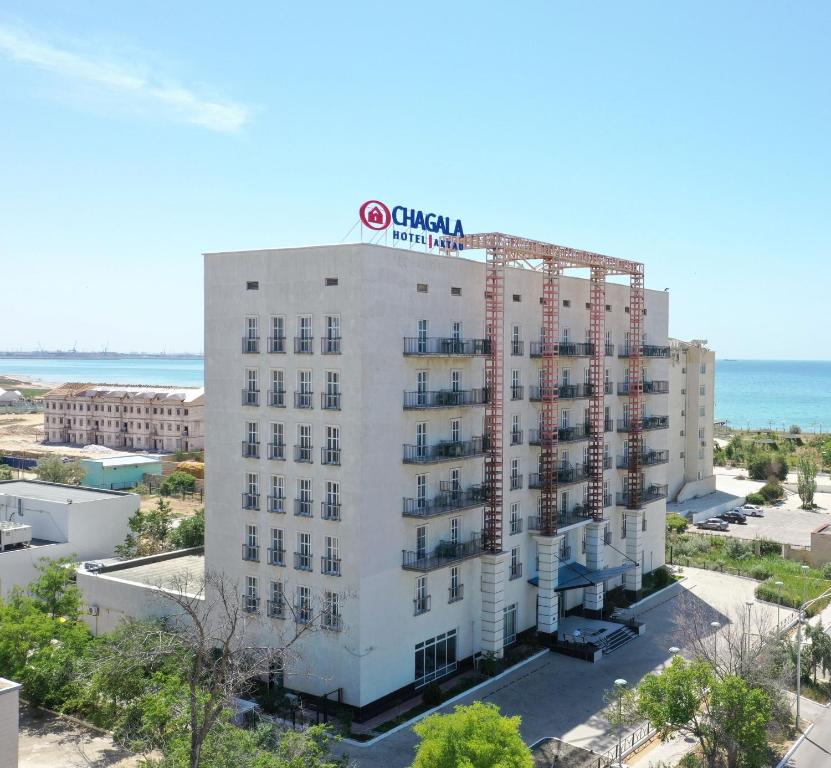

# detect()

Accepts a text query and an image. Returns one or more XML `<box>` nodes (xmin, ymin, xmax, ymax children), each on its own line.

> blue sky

<box><xmin>0</xmin><ymin>1</ymin><xmax>828</xmax><ymax>358</ymax></box>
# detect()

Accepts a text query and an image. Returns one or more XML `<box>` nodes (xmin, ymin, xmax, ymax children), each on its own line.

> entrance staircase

<box><xmin>597</xmin><ymin>625</ymin><xmax>638</xmax><ymax>655</ymax></box>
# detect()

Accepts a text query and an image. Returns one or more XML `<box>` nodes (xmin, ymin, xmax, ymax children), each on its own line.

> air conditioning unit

<box><xmin>88</xmin><ymin>605</ymin><xmax>100</xmax><ymax>617</ymax></box>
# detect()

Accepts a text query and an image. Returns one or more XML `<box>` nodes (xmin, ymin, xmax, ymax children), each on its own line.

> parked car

<box><xmin>740</xmin><ymin>504</ymin><xmax>763</xmax><ymax>517</ymax></box>
<box><xmin>698</xmin><ymin>517</ymin><xmax>729</xmax><ymax>531</ymax></box>
<box><xmin>719</xmin><ymin>510</ymin><xmax>747</xmax><ymax>525</ymax></box>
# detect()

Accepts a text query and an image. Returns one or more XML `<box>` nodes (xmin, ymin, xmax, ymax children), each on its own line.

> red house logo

<box><xmin>359</xmin><ymin>200</ymin><xmax>392</xmax><ymax>230</ymax></box>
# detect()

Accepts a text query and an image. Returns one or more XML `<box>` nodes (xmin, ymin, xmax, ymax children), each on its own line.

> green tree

<box><xmin>0</xmin><ymin>465</ymin><xmax>12</xmax><ymax>480</ymax></box>
<box><xmin>27</xmin><ymin>556</ymin><xmax>82</xmax><ymax>619</ymax></box>
<box><xmin>708</xmin><ymin>676</ymin><xmax>771</xmax><ymax>768</ymax></box>
<box><xmin>806</xmin><ymin>621</ymin><xmax>831</xmax><ymax>685</ymax></box>
<box><xmin>160</xmin><ymin>471</ymin><xmax>197</xmax><ymax>497</ymax></box>
<box><xmin>796</xmin><ymin>448</ymin><xmax>819</xmax><ymax>509</ymax></box>
<box><xmin>169</xmin><ymin>509</ymin><xmax>205</xmax><ymax>549</ymax></box>
<box><xmin>35</xmin><ymin>455</ymin><xmax>86</xmax><ymax>484</ymax></box>
<box><xmin>747</xmin><ymin>454</ymin><xmax>788</xmax><ymax>482</ymax></box>
<box><xmin>412</xmin><ymin>702</ymin><xmax>533</xmax><ymax>768</ymax></box>
<box><xmin>116</xmin><ymin>498</ymin><xmax>173</xmax><ymax>558</ymax></box>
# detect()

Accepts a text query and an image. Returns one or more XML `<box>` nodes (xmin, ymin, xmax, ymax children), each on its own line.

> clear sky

<box><xmin>0</xmin><ymin>2</ymin><xmax>828</xmax><ymax>358</ymax></box>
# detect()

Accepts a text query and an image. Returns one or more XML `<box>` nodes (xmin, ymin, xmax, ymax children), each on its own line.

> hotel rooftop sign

<box><xmin>359</xmin><ymin>200</ymin><xmax>465</xmax><ymax>251</ymax></box>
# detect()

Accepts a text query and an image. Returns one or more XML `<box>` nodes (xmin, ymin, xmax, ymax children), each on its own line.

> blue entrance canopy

<box><xmin>527</xmin><ymin>560</ymin><xmax>637</xmax><ymax>591</ymax></box>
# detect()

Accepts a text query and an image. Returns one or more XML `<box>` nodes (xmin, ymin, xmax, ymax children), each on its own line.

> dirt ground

<box><xmin>140</xmin><ymin>492</ymin><xmax>203</xmax><ymax>519</ymax></box>
<box><xmin>0</xmin><ymin>412</ymin><xmax>125</xmax><ymax>458</ymax></box>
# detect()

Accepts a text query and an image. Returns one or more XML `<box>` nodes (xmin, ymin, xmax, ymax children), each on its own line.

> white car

<box><xmin>740</xmin><ymin>504</ymin><xmax>763</xmax><ymax>517</ymax></box>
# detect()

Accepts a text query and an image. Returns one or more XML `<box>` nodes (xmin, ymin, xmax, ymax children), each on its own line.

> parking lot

<box><xmin>696</xmin><ymin>503</ymin><xmax>831</xmax><ymax>546</ymax></box>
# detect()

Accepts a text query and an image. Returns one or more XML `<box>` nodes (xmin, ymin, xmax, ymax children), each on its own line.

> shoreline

<box><xmin>0</xmin><ymin>373</ymin><xmax>57</xmax><ymax>391</ymax></box>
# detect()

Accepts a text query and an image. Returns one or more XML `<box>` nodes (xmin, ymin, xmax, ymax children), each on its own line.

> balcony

<box><xmin>268</xmin><ymin>336</ymin><xmax>286</xmax><ymax>354</ymax></box>
<box><xmin>321</xmin><ymin>337</ymin><xmax>341</xmax><ymax>354</ymax></box>
<box><xmin>294</xmin><ymin>552</ymin><xmax>313</xmax><ymax>571</ymax></box>
<box><xmin>616</xmin><ymin>416</ymin><xmax>669</xmax><ymax>432</ymax></box>
<box><xmin>242</xmin><ymin>336</ymin><xmax>260</xmax><ymax>354</ymax></box>
<box><xmin>243</xmin><ymin>596</ymin><xmax>260</xmax><ymax>614</ymax></box>
<box><xmin>403</xmin><ymin>388</ymin><xmax>488</xmax><ymax>409</ymax></box>
<box><xmin>510</xmin><ymin>474</ymin><xmax>524</xmax><ymax>490</ymax></box>
<box><xmin>402</xmin><ymin>436</ymin><xmax>488</xmax><ymax>464</ymax></box>
<box><xmin>242</xmin><ymin>492</ymin><xmax>260</xmax><ymax>511</ymax></box>
<box><xmin>530</xmin><ymin>341</ymin><xmax>594</xmax><ymax>357</ymax></box>
<box><xmin>616</xmin><ymin>484</ymin><xmax>669</xmax><ymax>507</ymax></box>
<box><xmin>605</xmin><ymin>343</ymin><xmax>615</xmax><ymax>356</ymax></box>
<box><xmin>402</xmin><ymin>533</ymin><xmax>484</xmax><ymax>572</ymax></box>
<box><xmin>294</xmin><ymin>391</ymin><xmax>314</xmax><ymax>409</ymax></box>
<box><xmin>321</xmin><ymin>556</ymin><xmax>342</xmax><ymax>576</ymax></box>
<box><xmin>528</xmin><ymin>425</ymin><xmax>591</xmax><ymax>445</ymax></box>
<box><xmin>321</xmin><ymin>392</ymin><xmax>341</xmax><ymax>410</ymax></box>
<box><xmin>403</xmin><ymin>337</ymin><xmax>491</xmax><ymax>356</ymax></box>
<box><xmin>413</xmin><ymin>595</ymin><xmax>432</xmax><ymax>615</ymax></box>
<box><xmin>529</xmin><ymin>383</ymin><xmax>595</xmax><ymax>401</ymax></box>
<box><xmin>268</xmin><ymin>389</ymin><xmax>286</xmax><ymax>407</ymax></box>
<box><xmin>510</xmin><ymin>429</ymin><xmax>523</xmax><ymax>446</ymax></box>
<box><xmin>528</xmin><ymin>463</ymin><xmax>589</xmax><ymax>489</ymax></box>
<box><xmin>268</xmin><ymin>442</ymin><xmax>285</xmax><ymax>460</ymax></box>
<box><xmin>294</xmin><ymin>336</ymin><xmax>314</xmax><ymax>354</ymax></box>
<box><xmin>618</xmin><ymin>344</ymin><xmax>671</xmax><ymax>358</ymax></box>
<box><xmin>241</xmin><ymin>389</ymin><xmax>259</xmax><ymax>407</ymax></box>
<box><xmin>321</xmin><ymin>501</ymin><xmax>341</xmax><ymax>521</ymax></box>
<box><xmin>267</xmin><ymin>547</ymin><xmax>285</xmax><ymax>566</ymax></box>
<box><xmin>322</xmin><ymin>613</ymin><xmax>342</xmax><ymax>632</ymax></box>
<box><xmin>617</xmin><ymin>380</ymin><xmax>670</xmax><ymax>395</ymax></box>
<box><xmin>616</xmin><ymin>450</ymin><xmax>669</xmax><ymax>469</ymax></box>
<box><xmin>511</xmin><ymin>340</ymin><xmax>524</xmax><ymax>356</ymax></box>
<box><xmin>267</xmin><ymin>495</ymin><xmax>285</xmax><ymax>514</ymax></box>
<box><xmin>448</xmin><ymin>584</ymin><xmax>464</xmax><ymax>603</ymax></box>
<box><xmin>294</xmin><ymin>498</ymin><xmax>313</xmax><ymax>517</ymax></box>
<box><xmin>241</xmin><ymin>544</ymin><xmax>260</xmax><ymax>562</ymax></box>
<box><xmin>559</xmin><ymin>544</ymin><xmax>572</xmax><ymax>561</ymax></box>
<box><xmin>294</xmin><ymin>445</ymin><xmax>313</xmax><ymax>463</ymax></box>
<box><xmin>402</xmin><ymin>483</ymin><xmax>490</xmax><ymax>519</ymax></box>
<box><xmin>267</xmin><ymin>599</ymin><xmax>285</xmax><ymax>619</ymax></box>
<box><xmin>241</xmin><ymin>441</ymin><xmax>260</xmax><ymax>459</ymax></box>
<box><xmin>509</xmin><ymin>562</ymin><xmax>523</xmax><ymax>580</ymax></box>
<box><xmin>321</xmin><ymin>447</ymin><xmax>341</xmax><ymax>466</ymax></box>
<box><xmin>527</xmin><ymin>505</ymin><xmax>593</xmax><ymax>531</ymax></box>
<box><xmin>510</xmin><ymin>385</ymin><xmax>524</xmax><ymax>401</ymax></box>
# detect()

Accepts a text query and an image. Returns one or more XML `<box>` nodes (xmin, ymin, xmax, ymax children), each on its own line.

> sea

<box><xmin>2</xmin><ymin>357</ymin><xmax>831</xmax><ymax>432</ymax></box>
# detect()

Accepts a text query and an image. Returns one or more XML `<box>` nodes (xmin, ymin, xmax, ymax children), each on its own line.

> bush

<box><xmin>822</xmin><ymin>562</ymin><xmax>831</xmax><ymax>580</ymax></box>
<box><xmin>748</xmin><ymin>564</ymin><xmax>774</xmax><ymax>581</ymax></box>
<box><xmin>169</xmin><ymin>509</ymin><xmax>204</xmax><ymax>549</ymax></box>
<box><xmin>421</xmin><ymin>682</ymin><xmax>443</xmax><ymax>707</ymax></box>
<box><xmin>746</xmin><ymin>492</ymin><xmax>765</xmax><ymax>505</ymax></box>
<box><xmin>790</xmin><ymin>425</ymin><xmax>802</xmax><ymax>434</ymax></box>
<box><xmin>726</xmin><ymin>538</ymin><xmax>752</xmax><ymax>561</ymax></box>
<box><xmin>666</xmin><ymin>513</ymin><xmax>689</xmax><ymax>533</ymax></box>
<box><xmin>652</xmin><ymin>566</ymin><xmax>672</xmax><ymax>588</ymax></box>
<box><xmin>748</xmin><ymin>455</ymin><xmax>788</xmax><ymax>481</ymax></box>
<box><xmin>159</xmin><ymin>471</ymin><xmax>197</xmax><ymax>497</ymax></box>
<box><xmin>758</xmin><ymin>539</ymin><xmax>782</xmax><ymax>556</ymax></box>
<box><xmin>759</xmin><ymin>480</ymin><xmax>784</xmax><ymax>502</ymax></box>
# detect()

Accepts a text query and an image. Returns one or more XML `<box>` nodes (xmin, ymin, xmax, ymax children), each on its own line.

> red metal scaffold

<box><xmin>447</xmin><ymin>234</ymin><xmax>646</xmax><ymax>552</ymax></box>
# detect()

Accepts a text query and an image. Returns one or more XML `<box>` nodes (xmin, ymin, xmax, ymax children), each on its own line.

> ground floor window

<box><xmin>503</xmin><ymin>603</ymin><xmax>517</xmax><ymax>646</ymax></box>
<box><xmin>415</xmin><ymin>629</ymin><xmax>457</xmax><ymax>688</ymax></box>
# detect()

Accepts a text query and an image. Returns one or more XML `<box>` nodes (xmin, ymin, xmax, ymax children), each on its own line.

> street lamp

<box><xmin>743</xmin><ymin>600</ymin><xmax>753</xmax><ymax>670</ymax></box>
<box><xmin>710</xmin><ymin>621</ymin><xmax>721</xmax><ymax>668</ymax></box>
<box><xmin>774</xmin><ymin>581</ymin><xmax>784</xmax><ymax>630</ymax></box>
<box><xmin>614</xmin><ymin>678</ymin><xmax>628</xmax><ymax>763</ymax></box>
<box><xmin>668</xmin><ymin>646</ymin><xmax>680</xmax><ymax>655</ymax></box>
<box><xmin>796</xmin><ymin>565</ymin><xmax>810</xmax><ymax>730</ymax></box>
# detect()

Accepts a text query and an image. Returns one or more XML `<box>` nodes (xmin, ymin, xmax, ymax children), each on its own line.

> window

<box><xmin>323</xmin><ymin>591</ymin><xmax>341</xmax><ymax>630</ymax></box>
<box><xmin>699</xmin><ymin>385</ymin><xmax>705</xmax><ymax>396</ymax></box>
<box><xmin>449</xmin><ymin>566</ymin><xmax>462</xmax><ymax>602</ymax></box>
<box><xmin>414</xmin><ymin>629</ymin><xmax>456</xmax><ymax>686</ymax></box>
<box><xmin>270</xmin><ymin>369</ymin><xmax>285</xmax><ymax>407</ymax></box>
<box><xmin>700</xmin><ymin>363</ymin><xmax>706</xmax><ymax>374</ymax></box>
<box><xmin>324</xmin><ymin>316</ymin><xmax>341</xmax><ymax>354</ymax></box>
<box><xmin>325</xmin><ymin>277</ymin><xmax>338</xmax><ymax>286</ymax></box>
<box><xmin>503</xmin><ymin>604</ymin><xmax>517</xmax><ymax>644</ymax></box>
<box><xmin>414</xmin><ymin>575</ymin><xmax>430</xmax><ymax>615</ymax></box>
<box><xmin>449</xmin><ymin>516</ymin><xmax>460</xmax><ymax>545</ymax></box>
<box><xmin>451</xmin><ymin>286</ymin><xmax>462</xmax><ymax>296</ymax></box>
<box><xmin>244</xmin><ymin>369</ymin><xmax>259</xmax><ymax>406</ymax></box>
<box><xmin>509</xmin><ymin>547</ymin><xmax>521</xmax><ymax>579</ymax></box>
<box><xmin>246</xmin><ymin>281</ymin><xmax>259</xmax><ymax>290</ymax></box>
<box><xmin>563</xmin><ymin>299</ymin><xmax>571</xmax><ymax>307</ymax></box>
<box><xmin>417</xmin><ymin>283</ymin><xmax>428</xmax><ymax>293</ymax></box>
<box><xmin>510</xmin><ymin>502</ymin><xmax>522</xmax><ymax>535</ymax></box>
<box><xmin>244</xmin><ymin>421</ymin><xmax>259</xmax><ymax>458</ymax></box>
<box><xmin>416</xmin><ymin>525</ymin><xmax>427</xmax><ymax>559</ymax></box>
<box><xmin>270</xmin><ymin>528</ymin><xmax>285</xmax><ymax>565</ymax></box>
<box><xmin>451</xmin><ymin>321</ymin><xmax>462</xmax><ymax>341</ymax></box>
<box><xmin>450</xmin><ymin>418</ymin><xmax>460</xmax><ymax>444</ymax></box>
<box><xmin>269</xmin><ymin>581</ymin><xmax>285</xmax><ymax>618</ymax></box>
<box><xmin>510</xmin><ymin>458</ymin><xmax>521</xmax><ymax>489</ymax></box>
<box><xmin>622</xmin><ymin>512</ymin><xmax>628</xmax><ymax>539</ymax></box>
<box><xmin>296</xmin><ymin>532</ymin><xmax>312</xmax><ymax>571</ymax></box>
<box><xmin>324</xmin><ymin>425</ymin><xmax>340</xmax><ymax>465</ymax></box>
<box><xmin>269</xmin><ymin>475</ymin><xmax>284</xmax><ymax>513</ymax></box>
<box><xmin>244</xmin><ymin>473</ymin><xmax>259</xmax><ymax>509</ymax></box>
<box><xmin>244</xmin><ymin>576</ymin><xmax>259</xmax><ymax>612</ymax></box>
<box><xmin>451</xmin><ymin>370</ymin><xmax>461</xmax><ymax>393</ymax></box>
<box><xmin>416</xmin><ymin>422</ymin><xmax>428</xmax><ymax>458</ymax></box>
<box><xmin>296</xmin><ymin>424</ymin><xmax>312</xmax><ymax>463</ymax></box>
<box><xmin>699</xmin><ymin>406</ymin><xmax>705</xmax><ymax>417</ymax></box>
<box><xmin>417</xmin><ymin>320</ymin><xmax>428</xmax><ymax>353</ymax></box>
<box><xmin>323</xmin><ymin>480</ymin><xmax>340</xmax><ymax>520</ymax></box>
<box><xmin>296</xmin><ymin>585</ymin><xmax>311</xmax><ymax>623</ymax></box>
<box><xmin>512</xmin><ymin>294</ymin><xmax>521</xmax><ymax>302</ymax></box>
<box><xmin>323</xmin><ymin>371</ymin><xmax>340</xmax><ymax>409</ymax></box>
<box><xmin>511</xmin><ymin>369</ymin><xmax>522</xmax><ymax>400</ymax></box>
<box><xmin>269</xmin><ymin>422</ymin><xmax>284</xmax><ymax>460</ymax></box>
<box><xmin>416</xmin><ymin>474</ymin><xmax>427</xmax><ymax>508</ymax></box>
<box><xmin>244</xmin><ymin>316</ymin><xmax>259</xmax><ymax>353</ymax></box>
<box><xmin>270</xmin><ymin>316</ymin><xmax>286</xmax><ymax>353</ymax></box>
<box><xmin>296</xmin><ymin>316</ymin><xmax>313</xmax><ymax>353</ymax></box>
<box><xmin>296</xmin><ymin>478</ymin><xmax>312</xmax><ymax>517</ymax></box>
<box><xmin>323</xmin><ymin>536</ymin><xmax>340</xmax><ymax>575</ymax></box>
<box><xmin>511</xmin><ymin>325</ymin><xmax>522</xmax><ymax>356</ymax></box>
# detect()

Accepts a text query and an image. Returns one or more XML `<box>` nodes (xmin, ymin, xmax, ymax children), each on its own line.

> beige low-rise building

<box><xmin>43</xmin><ymin>383</ymin><xmax>204</xmax><ymax>453</ymax></box>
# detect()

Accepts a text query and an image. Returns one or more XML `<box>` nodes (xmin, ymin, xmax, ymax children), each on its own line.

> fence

<box><xmin>1</xmin><ymin>455</ymin><xmax>38</xmax><ymax>470</ymax></box>
<box><xmin>600</xmin><ymin>722</ymin><xmax>656</xmax><ymax>762</ymax></box>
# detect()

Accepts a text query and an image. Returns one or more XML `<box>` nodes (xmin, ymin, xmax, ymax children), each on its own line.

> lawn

<box><xmin>667</xmin><ymin>532</ymin><xmax>831</xmax><ymax>616</ymax></box>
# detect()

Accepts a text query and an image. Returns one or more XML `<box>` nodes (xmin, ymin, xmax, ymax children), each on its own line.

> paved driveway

<box><xmin>695</xmin><ymin>504</ymin><xmax>831</xmax><ymax>546</ymax></box>
<box><xmin>340</xmin><ymin>568</ymin><xmax>794</xmax><ymax>768</ymax></box>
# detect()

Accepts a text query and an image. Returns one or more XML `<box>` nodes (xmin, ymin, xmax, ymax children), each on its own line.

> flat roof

<box><xmin>0</xmin><ymin>480</ymin><xmax>131</xmax><ymax>503</ymax></box>
<box><xmin>96</xmin><ymin>552</ymin><xmax>204</xmax><ymax>592</ymax></box>
<box><xmin>85</xmin><ymin>455</ymin><xmax>161</xmax><ymax>468</ymax></box>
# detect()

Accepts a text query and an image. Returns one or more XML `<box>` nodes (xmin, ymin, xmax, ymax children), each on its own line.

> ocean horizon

<box><xmin>4</xmin><ymin>356</ymin><xmax>831</xmax><ymax>432</ymax></box>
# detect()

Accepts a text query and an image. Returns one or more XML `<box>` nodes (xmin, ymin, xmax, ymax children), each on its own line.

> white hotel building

<box><xmin>205</xmin><ymin>241</ymin><xmax>681</xmax><ymax>715</ymax></box>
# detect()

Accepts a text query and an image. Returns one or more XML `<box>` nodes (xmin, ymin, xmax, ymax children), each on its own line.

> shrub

<box><xmin>748</xmin><ymin>455</ymin><xmax>788</xmax><ymax>481</ymax></box>
<box><xmin>421</xmin><ymin>682</ymin><xmax>443</xmax><ymax>707</ymax></box>
<box><xmin>748</xmin><ymin>564</ymin><xmax>774</xmax><ymax>581</ymax></box>
<box><xmin>822</xmin><ymin>562</ymin><xmax>831</xmax><ymax>580</ymax></box>
<box><xmin>131</xmin><ymin>482</ymin><xmax>151</xmax><ymax>496</ymax></box>
<box><xmin>666</xmin><ymin>513</ymin><xmax>689</xmax><ymax>533</ymax></box>
<box><xmin>789</xmin><ymin>425</ymin><xmax>802</xmax><ymax>434</ymax></box>
<box><xmin>758</xmin><ymin>539</ymin><xmax>782</xmax><ymax>556</ymax></box>
<box><xmin>159</xmin><ymin>471</ymin><xmax>197</xmax><ymax>497</ymax></box>
<box><xmin>652</xmin><ymin>566</ymin><xmax>672</xmax><ymax>588</ymax></box>
<box><xmin>745</xmin><ymin>492</ymin><xmax>765</xmax><ymax>505</ymax></box>
<box><xmin>759</xmin><ymin>480</ymin><xmax>784</xmax><ymax>502</ymax></box>
<box><xmin>726</xmin><ymin>538</ymin><xmax>752</xmax><ymax>561</ymax></box>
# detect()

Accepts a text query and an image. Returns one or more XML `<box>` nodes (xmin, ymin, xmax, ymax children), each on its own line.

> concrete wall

<box><xmin>81</xmin><ymin>458</ymin><xmax>162</xmax><ymax>489</ymax></box>
<box><xmin>676</xmin><ymin>475</ymin><xmax>717</xmax><ymax>503</ymax></box>
<box><xmin>0</xmin><ymin>678</ymin><xmax>20</xmax><ymax>768</ymax></box>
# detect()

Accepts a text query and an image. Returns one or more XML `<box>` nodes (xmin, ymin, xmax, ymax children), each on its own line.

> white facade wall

<box><xmin>0</xmin><ymin>679</ymin><xmax>20</xmax><ymax>768</ymax></box>
<box><xmin>204</xmin><ymin>243</ymin><xmax>671</xmax><ymax>710</ymax></box>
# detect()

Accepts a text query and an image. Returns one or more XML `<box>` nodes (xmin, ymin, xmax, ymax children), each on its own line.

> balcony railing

<box><xmin>529</xmin><ymin>463</ymin><xmax>589</xmax><ymax>489</ymax></box>
<box><xmin>268</xmin><ymin>336</ymin><xmax>286</xmax><ymax>353</ymax></box>
<box><xmin>605</xmin><ymin>343</ymin><xmax>615</xmax><ymax>356</ymax></box>
<box><xmin>268</xmin><ymin>442</ymin><xmax>285</xmax><ymax>460</ymax></box>
<box><xmin>267</xmin><ymin>599</ymin><xmax>285</xmax><ymax>619</ymax></box>
<box><xmin>241</xmin><ymin>440</ymin><xmax>260</xmax><ymax>458</ymax></box>
<box><xmin>510</xmin><ymin>385</ymin><xmax>524</xmax><ymax>401</ymax></box>
<box><xmin>321</xmin><ymin>502</ymin><xmax>341</xmax><ymax>521</ymax></box>
<box><xmin>294</xmin><ymin>498</ymin><xmax>313</xmax><ymax>517</ymax></box>
<box><xmin>616</xmin><ymin>450</ymin><xmax>669</xmax><ymax>469</ymax></box>
<box><xmin>268</xmin><ymin>388</ymin><xmax>286</xmax><ymax>407</ymax></box>
<box><xmin>321</xmin><ymin>447</ymin><xmax>341</xmax><ymax>466</ymax></box>
<box><xmin>511</xmin><ymin>429</ymin><xmax>523</xmax><ymax>446</ymax></box>
<box><xmin>321</xmin><ymin>556</ymin><xmax>341</xmax><ymax>576</ymax></box>
<box><xmin>294</xmin><ymin>336</ymin><xmax>314</xmax><ymax>354</ymax></box>
<box><xmin>530</xmin><ymin>341</ymin><xmax>594</xmax><ymax>357</ymax></box>
<box><xmin>241</xmin><ymin>389</ymin><xmax>259</xmax><ymax>406</ymax></box>
<box><xmin>529</xmin><ymin>383</ymin><xmax>596</xmax><ymax>401</ymax></box>
<box><xmin>618</xmin><ymin>344</ymin><xmax>671</xmax><ymax>358</ymax></box>
<box><xmin>528</xmin><ymin>425</ymin><xmax>590</xmax><ymax>445</ymax></box>
<box><xmin>294</xmin><ymin>445</ymin><xmax>313</xmax><ymax>463</ymax></box>
<box><xmin>242</xmin><ymin>336</ymin><xmax>260</xmax><ymax>354</ymax></box>
<box><xmin>294</xmin><ymin>552</ymin><xmax>313</xmax><ymax>571</ymax></box>
<box><xmin>448</xmin><ymin>584</ymin><xmax>464</xmax><ymax>603</ymax></box>
<box><xmin>403</xmin><ymin>337</ymin><xmax>491</xmax><ymax>356</ymax></box>
<box><xmin>617</xmin><ymin>416</ymin><xmax>669</xmax><ymax>432</ymax></box>
<box><xmin>402</xmin><ymin>436</ymin><xmax>488</xmax><ymax>464</ymax></box>
<box><xmin>509</xmin><ymin>562</ymin><xmax>523</xmax><ymax>580</ymax></box>
<box><xmin>294</xmin><ymin>391</ymin><xmax>313</xmax><ymax>409</ymax></box>
<box><xmin>242</xmin><ymin>492</ymin><xmax>260</xmax><ymax>510</ymax></box>
<box><xmin>510</xmin><ymin>474</ymin><xmax>524</xmax><ymax>490</ymax></box>
<box><xmin>321</xmin><ymin>392</ymin><xmax>341</xmax><ymax>410</ymax></box>
<box><xmin>402</xmin><ymin>533</ymin><xmax>484</xmax><ymax>572</ymax></box>
<box><xmin>617</xmin><ymin>380</ymin><xmax>670</xmax><ymax>395</ymax></box>
<box><xmin>402</xmin><ymin>483</ymin><xmax>490</xmax><ymax>518</ymax></box>
<box><xmin>322</xmin><ymin>337</ymin><xmax>341</xmax><ymax>354</ymax></box>
<box><xmin>616</xmin><ymin>484</ymin><xmax>669</xmax><ymax>506</ymax></box>
<box><xmin>322</xmin><ymin>613</ymin><xmax>342</xmax><ymax>631</ymax></box>
<box><xmin>511</xmin><ymin>340</ymin><xmax>524</xmax><ymax>356</ymax></box>
<box><xmin>403</xmin><ymin>388</ymin><xmax>488</xmax><ymax>409</ymax></box>
<box><xmin>559</xmin><ymin>544</ymin><xmax>572</xmax><ymax>561</ymax></box>
<box><xmin>267</xmin><ymin>494</ymin><xmax>285</xmax><ymax>514</ymax></box>
<box><xmin>242</xmin><ymin>544</ymin><xmax>260</xmax><ymax>562</ymax></box>
<box><xmin>267</xmin><ymin>547</ymin><xmax>285</xmax><ymax>566</ymax></box>
<box><xmin>414</xmin><ymin>595</ymin><xmax>432</xmax><ymax>615</ymax></box>
<box><xmin>243</xmin><ymin>596</ymin><xmax>260</xmax><ymax>614</ymax></box>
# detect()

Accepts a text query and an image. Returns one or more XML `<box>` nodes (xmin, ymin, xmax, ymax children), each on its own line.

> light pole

<box><xmin>614</xmin><ymin>678</ymin><xmax>628</xmax><ymax>763</ymax></box>
<box><xmin>743</xmin><ymin>600</ymin><xmax>753</xmax><ymax>672</ymax></box>
<box><xmin>774</xmin><ymin>580</ymin><xmax>784</xmax><ymax>631</ymax></box>
<box><xmin>710</xmin><ymin>620</ymin><xmax>721</xmax><ymax>669</ymax></box>
<box><xmin>796</xmin><ymin>565</ymin><xmax>810</xmax><ymax>730</ymax></box>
